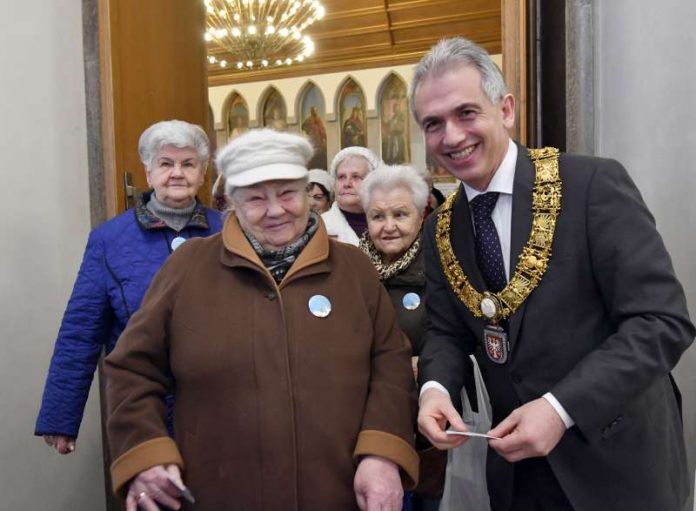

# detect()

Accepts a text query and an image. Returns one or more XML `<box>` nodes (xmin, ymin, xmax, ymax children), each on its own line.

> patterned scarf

<box><xmin>246</xmin><ymin>211</ymin><xmax>320</xmax><ymax>283</ymax></box>
<box><xmin>359</xmin><ymin>231</ymin><xmax>422</xmax><ymax>282</ymax></box>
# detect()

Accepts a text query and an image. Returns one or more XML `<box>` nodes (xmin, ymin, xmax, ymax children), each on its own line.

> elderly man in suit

<box><xmin>412</xmin><ymin>37</ymin><xmax>694</xmax><ymax>511</ymax></box>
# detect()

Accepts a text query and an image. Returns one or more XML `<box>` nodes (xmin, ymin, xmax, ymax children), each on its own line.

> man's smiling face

<box><xmin>414</xmin><ymin>65</ymin><xmax>515</xmax><ymax>191</ymax></box>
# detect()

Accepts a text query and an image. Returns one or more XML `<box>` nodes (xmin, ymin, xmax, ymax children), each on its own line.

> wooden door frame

<box><xmin>98</xmin><ymin>0</ymin><xmax>118</xmax><ymax>219</ymax></box>
<box><xmin>502</xmin><ymin>0</ymin><xmax>528</xmax><ymax>146</ymax></box>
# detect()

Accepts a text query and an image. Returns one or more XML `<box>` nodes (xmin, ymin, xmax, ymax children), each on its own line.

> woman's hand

<box><xmin>126</xmin><ymin>464</ymin><xmax>184</xmax><ymax>511</ymax></box>
<box><xmin>43</xmin><ymin>435</ymin><xmax>76</xmax><ymax>454</ymax></box>
<box><xmin>354</xmin><ymin>456</ymin><xmax>403</xmax><ymax>511</ymax></box>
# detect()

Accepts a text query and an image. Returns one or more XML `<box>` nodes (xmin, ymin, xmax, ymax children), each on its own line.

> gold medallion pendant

<box><xmin>435</xmin><ymin>147</ymin><xmax>562</xmax><ymax>363</ymax></box>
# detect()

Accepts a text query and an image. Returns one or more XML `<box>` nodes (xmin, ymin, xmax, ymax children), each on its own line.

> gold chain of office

<box><xmin>435</xmin><ymin>147</ymin><xmax>562</xmax><ymax>324</ymax></box>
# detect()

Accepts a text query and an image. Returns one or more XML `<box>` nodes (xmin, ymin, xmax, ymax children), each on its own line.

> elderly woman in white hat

<box><xmin>307</xmin><ymin>168</ymin><xmax>333</xmax><ymax>214</ymax></box>
<box><xmin>321</xmin><ymin>146</ymin><xmax>381</xmax><ymax>245</ymax></box>
<box><xmin>104</xmin><ymin>129</ymin><xmax>418</xmax><ymax>511</ymax></box>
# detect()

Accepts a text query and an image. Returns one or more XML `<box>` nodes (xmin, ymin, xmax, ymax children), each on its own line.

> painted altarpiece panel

<box><xmin>299</xmin><ymin>84</ymin><xmax>328</xmax><ymax>170</ymax></box>
<box><xmin>225</xmin><ymin>93</ymin><xmax>249</xmax><ymax>141</ymax></box>
<box><xmin>338</xmin><ymin>78</ymin><xmax>366</xmax><ymax>149</ymax></box>
<box><xmin>262</xmin><ymin>88</ymin><xmax>288</xmax><ymax>131</ymax></box>
<box><xmin>379</xmin><ymin>74</ymin><xmax>410</xmax><ymax>164</ymax></box>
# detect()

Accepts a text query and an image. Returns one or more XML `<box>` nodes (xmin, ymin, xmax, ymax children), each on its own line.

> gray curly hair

<box><xmin>360</xmin><ymin>164</ymin><xmax>430</xmax><ymax>213</ymax></box>
<box><xmin>138</xmin><ymin>120</ymin><xmax>210</xmax><ymax>171</ymax></box>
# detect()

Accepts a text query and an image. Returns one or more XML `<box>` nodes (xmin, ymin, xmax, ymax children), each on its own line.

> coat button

<box><xmin>511</xmin><ymin>374</ymin><xmax>523</xmax><ymax>384</ymax></box>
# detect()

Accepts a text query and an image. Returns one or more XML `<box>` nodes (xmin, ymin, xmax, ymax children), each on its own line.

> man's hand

<box><xmin>354</xmin><ymin>456</ymin><xmax>403</xmax><ymax>511</ymax></box>
<box><xmin>488</xmin><ymin>397</ymin><xmax>566</xmax><ymax>463</ymax></box>
<box><xmin>43</xmin><ymin>435</ymin><xmax>76</xmax><ymax>454</ymax></box>
<box><xmin>126</xmin><ymin>464</ymin><xmax>183</xmax><ymax>511</ymax></box>
<box><xmin>417</xmin><ymin>388</ymin><xmax>469</xmax><ymax>450</ymax></box>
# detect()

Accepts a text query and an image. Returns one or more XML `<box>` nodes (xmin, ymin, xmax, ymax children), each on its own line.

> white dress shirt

<box><xmin>421</xmin><ymin>139</ymin><xmax>575</xmax><ymax>429</ymax></box>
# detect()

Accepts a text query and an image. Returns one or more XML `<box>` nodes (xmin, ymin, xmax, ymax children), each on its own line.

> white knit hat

<box><xmin>307</xmin><ymin>168</ymin><xmax>333</xmax><ymax>193</ymax></box>
<box><xmin>216</xmin><ymin>129</ymin><xmax>313</xmax><ymax>192</ymax></box>
<box><xmin>328</xmin><ymin>146</ymin><xmax>381</xmax><ymax>178</ymax></box>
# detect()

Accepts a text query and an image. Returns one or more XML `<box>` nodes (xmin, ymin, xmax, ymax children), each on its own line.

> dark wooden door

<box><xmin>100</xmin><ymin>0</ymin><xmax>212</xmax><ymax>216</ymax></box>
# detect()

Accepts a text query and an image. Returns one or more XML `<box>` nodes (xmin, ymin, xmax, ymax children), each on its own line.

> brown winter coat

<box><xmin>105</xmin><ymin>215</ymin><xmax>419</xmax><ymax>511</ymax></box>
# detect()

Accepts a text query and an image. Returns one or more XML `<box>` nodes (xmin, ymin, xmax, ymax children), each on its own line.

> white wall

<box><xmin>0</xmin><ymin>1</ymin><xmax>106</xmax><ymax>509</ymax></box>
<box><xmin>595</xmin><ymin>1</ymin><xmax>696</xmax><ymax>508</ymax></box>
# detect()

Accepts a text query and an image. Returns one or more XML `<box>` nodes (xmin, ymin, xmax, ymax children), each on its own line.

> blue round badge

<box><xmin>402</xmin><ymin>292</ymin><xmax>421</xmax><ymax>311</ymax></box>
<box><xmin>170</xmin><ymin>236</ymin><xmax>187</xmax><ymax>251</ymax></box>
<box><xmin>308</xmin><ymin>294</ymin><xmax>332</xmax><ymax>318</ymax></box>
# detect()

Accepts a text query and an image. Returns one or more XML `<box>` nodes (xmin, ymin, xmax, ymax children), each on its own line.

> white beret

<box><xmin>216</xmin><ymin>129</ymin><xmax>313</xmax><ymax>190</ymax></box>
<box><xmin>307</xmin><ymin>168</ymin><xmax>333</xmax><ymax>192</ymax></box>
<box><xmin>328</xmin><ymin>146</ymin><xmax>382</xmax><ymax>178</ymax></box>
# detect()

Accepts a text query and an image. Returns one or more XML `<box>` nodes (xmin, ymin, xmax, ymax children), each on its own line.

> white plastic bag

<box><xmin>439</xmin><ymin>355</ymin><xmax>492</xmax><ymax>511</ymax></box>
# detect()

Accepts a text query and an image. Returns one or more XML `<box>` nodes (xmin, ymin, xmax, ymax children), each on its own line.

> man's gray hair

<box><xmin>409</xmin><ymin>37</ymin><xmax>508</xmax><ymax>123</ymax></box>
<box><xmin>360</xmin><ymin>164</ymin><xmax>430</xmax><ymax>213</ymax></box>
<box><xmin>138</xmin><ymin>120</ymin><xmax>210</xmax><ymax>171</ymax></box>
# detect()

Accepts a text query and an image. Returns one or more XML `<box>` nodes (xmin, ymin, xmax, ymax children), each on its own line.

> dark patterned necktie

<box><xmin>470</xmin><ymin>192</ymin><xmax>507</xmax><ymax>292</ymax></box>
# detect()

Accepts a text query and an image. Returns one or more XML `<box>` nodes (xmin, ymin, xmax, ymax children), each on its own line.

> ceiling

<box><xmin>206</xmin><ymin>0</ymin><xmax>502</xmax><ymax>86</ymax></box>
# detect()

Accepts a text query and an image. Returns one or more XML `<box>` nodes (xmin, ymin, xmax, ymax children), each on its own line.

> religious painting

<box><xmin>426</xmin><ymin>151</ymin><xmax>451</xmax><ymax>179</ymax></box>
<box><xmin>426</xmin><ymin>152</ymin><xmax>457</xmax><ymax>184</ymax></box>
<box><xmin>262</xmin><ymin>88</ymin><xmax>288</xmax><ymax>131</ymax></box>
<box><xmin>299</xmin><ymin>83</ymin><xmax>328</xmax><ymax>170</ymax></box>
<box><xmin>225</xmin><ymin>92</ymin><xmax>249</xmax><ymax>141</ymax></box>
<box><xmin>338</xmin><ymin>78</ymin><xmax>366</xmax><ymax>149</ymax></box>
<box><xmin>426</xmin><ymin>151</ymin><xmax>459</xmax><ymax>200</ymax></box>
<box><xmin>379</xmin><ymin>74</ymin><xmax>410</xmax><ymax>164</ymax></box>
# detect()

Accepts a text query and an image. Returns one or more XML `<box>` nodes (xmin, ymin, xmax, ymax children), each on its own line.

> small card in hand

<box><xmin>445</xmin><ymin>429</ymin><xmax>501</xmax><ymax>440</ymax></box>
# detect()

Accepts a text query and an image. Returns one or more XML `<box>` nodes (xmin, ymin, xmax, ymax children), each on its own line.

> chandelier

<box><xmin>204</xmin><ymin>0</ymin><xmax>325</xmax><ymax>71</ymax></box>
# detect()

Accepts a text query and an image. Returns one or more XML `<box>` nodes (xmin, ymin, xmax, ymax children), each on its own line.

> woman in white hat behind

<box><xmin>104</xmin><ymin>129</ymin><xmax>418</xmax><ymax>511</ymax></box>
<box><xmin>307</xmin><ymin>168</ymin><xmax>333</xmax><ymax>214</ymax></box>
<box><xmin>321</xmin><ymin>146</ymin><xmax>381</xmax><ymax>245</ymax></box>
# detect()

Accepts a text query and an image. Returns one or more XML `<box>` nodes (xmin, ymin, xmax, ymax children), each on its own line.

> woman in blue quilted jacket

<box><xmin>35</xmin><ymin>120</ymin><xmax>223</xmax><ymax>454</ymax></box>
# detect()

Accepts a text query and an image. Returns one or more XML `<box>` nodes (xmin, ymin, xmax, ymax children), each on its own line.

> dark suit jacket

<box><xmin>419</xmin><ymin>145</ymin><xmax>694</xmax><ymax>511</ymax></box>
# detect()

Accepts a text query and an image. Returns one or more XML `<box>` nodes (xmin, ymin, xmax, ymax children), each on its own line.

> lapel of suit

<box><xmin>507</xmin><ymin>144</ymin><xmax>535</xmax><ymax>348</ymax></box>
<box><xmin>450</xmin><ymin>184</ymin><xmax>487</xmax><ymax>292</ymax></box>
